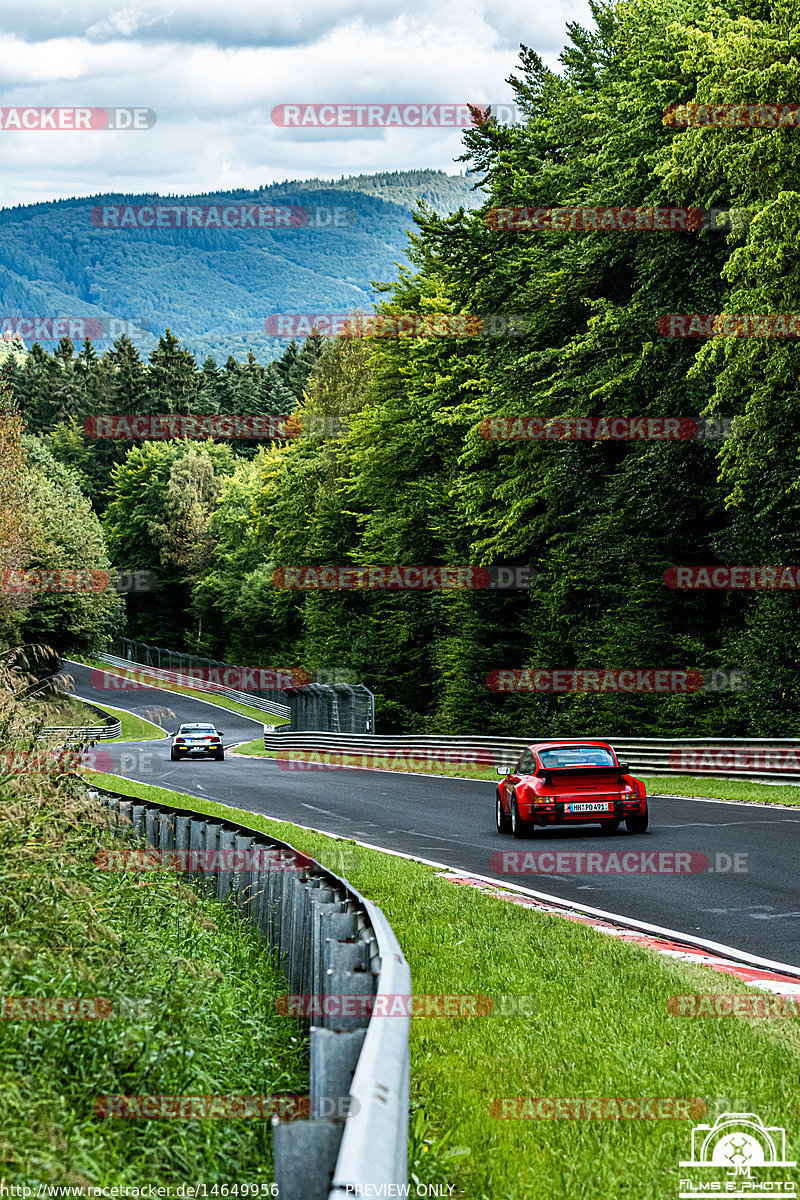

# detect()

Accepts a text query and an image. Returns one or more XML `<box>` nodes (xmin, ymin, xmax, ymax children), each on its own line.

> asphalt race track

<box><xmin>66</xmin><ymin>660</ymin><xmax>800</xmax><ymax>968</ymax></box>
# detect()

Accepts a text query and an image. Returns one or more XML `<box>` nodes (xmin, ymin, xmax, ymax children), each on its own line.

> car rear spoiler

<box><xmin>535</xmin><ymin>763</ymin><xmax>630</xmax><ymax>779</ymax></box>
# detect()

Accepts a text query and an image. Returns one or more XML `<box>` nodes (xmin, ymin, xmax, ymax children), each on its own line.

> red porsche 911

<box><xmin>495</xmin><ymin>740</ymin><xmax>648</xmax><ymax>838</ymax></box>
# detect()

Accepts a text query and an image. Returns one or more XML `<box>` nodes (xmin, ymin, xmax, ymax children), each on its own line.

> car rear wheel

<box><xmin>170</xmin><ymin>749</ymin><xmax>179</xmax><ymax>761</ymax></box>
<box><xmin>511</xmin><ymin>796</ymin><xmax>533</xmax><ymax>840</ymax></box>
<box><xmin>625</xmin><ymin>807</ymin><xmax>649</xmax><ymax>834</ymax></box>
<box><xmin>214</xmin><ymin>751</ymin><xmax>224</xmax><ymax>761</ymax></box>
<box><xmin>496</xmin><ymin>791</ymin><xmax>511</xmax><ymax>833</ymax></box>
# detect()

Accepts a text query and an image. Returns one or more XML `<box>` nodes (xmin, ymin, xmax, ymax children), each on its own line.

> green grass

<box><xmin>0</xmin><ymin>780</ymin><xmax>307</xmax><ymax>1188</ymax></box>
<box><xmin>85</xmin><ymin>771</ymin><xmax>800</xmax><ymax>1200</ymax></box>
<box><xmin>36</xmin><ymin>694</ymin><xmax>102</xmax><ymax>729</ymax></box>
<box><xmin>68</xmin><ymin>656</ymin><xmax>291</xmax><ymax>729</ymax></box>
<box><xmin>39</xmin><ymin>692</ymin><xmax>167</xmax><ymax>743</ymax></box>
<box><xmin>72</xmin><ymin>698</ymin><xmax>169</xmax><ymax>743</ymax></box>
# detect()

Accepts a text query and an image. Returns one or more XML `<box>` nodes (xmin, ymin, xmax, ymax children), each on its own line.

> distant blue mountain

<box><xmin>0</xmin><ymin>170</ymin><xmax>484</xmax><ymax>362</ymax></box>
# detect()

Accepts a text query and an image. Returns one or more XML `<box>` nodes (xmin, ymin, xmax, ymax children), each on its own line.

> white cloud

<box><xmin>0</xmin><ymin>0</ymin><xmax>595</xmax><ymax>206</ymax></box>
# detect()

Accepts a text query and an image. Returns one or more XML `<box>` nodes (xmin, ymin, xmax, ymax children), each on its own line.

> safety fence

<box><xmin>262</xmin><ymin>730</ymin><xmax>800</xmax><ymax>784</ymax></box>
<box><xmin>89</xmin><ymin>781</ymin><xmax>410</xmax><ymax>1200</ymax></box>
<box><xmin>108</xmin><ymin>639</ymin><xmax>375</xmax><ymax>733</ymax></box>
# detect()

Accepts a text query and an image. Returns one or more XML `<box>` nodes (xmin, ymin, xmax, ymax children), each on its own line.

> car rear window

<box><xmin>180</xmin><ymin>726</ymin><xmax>216</xmax><ymax>734</ymax></box>
<box><xmin>538</xmin><ymin>746</ymin><xmax>616</xmax><ymax>767</ymax></box>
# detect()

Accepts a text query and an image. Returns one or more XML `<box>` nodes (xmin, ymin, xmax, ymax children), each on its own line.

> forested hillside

<box><xmin>3</xmin><ymin>0</ymin><xmax>800</xmax><ymax>737</ymax></box>
<box><xmin>0</xmin><ymin>170</ymin><xmax>480</xmax><ymax>363</ymax></box>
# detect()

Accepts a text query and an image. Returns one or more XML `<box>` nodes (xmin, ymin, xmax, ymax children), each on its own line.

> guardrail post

<box><xmin>217</xmin><ymin>828</ymin><xmax>236</xmax><ymax>900</ymax></box>
<box><xmin>250</xmin><ymin>849</ymin><xmax>274</xmax><ymax>939</ymax></box>
<box><xmin>269</xmin><ymin>853</ymin><xmax>285</xmax><ymax>952</ymax></box>
<box><xmin>303</xmin><ymin>886</ymin><xmax>333</xmax><ymax>994</ymax></box>
<box><xmin>131</xmin><ymin>804</ymin><xmax>146</xmax><ymax>841</ymax></box>
<box><xmin>311</xmin><ymin>901</ymin><xmax>345</xmax><ymax>999</ymax></box>
<box><xmin>188</xmin><ymin>818</ymin><xmax>206</xmax><ymax>879</ymax></box>
<box><xmin>273</xmin><ymin>1119</ymin><xmax>343</xmax><ymax>1200</ymax></box>
<box><xmin>201</xmin><ymin>822</ymin><xmax>221</xmax><ymax>892</ymax></box>
<box><xmin>175</xmin><ymin>814</ymin><xmax>191</xmax><ymax>858</ymax></box>
<box><xmin>322</xmin><ymin>940</ymin><xmax>372</xmax><ymax>1032</ymax></box>
<box><xmin>231</xmin><ymin>834</ymin><xmax>253</xmax><ymax>912</ymax></box>
<box><xmin>285</xmin><ymin>874</ymin><xmax>305</xmax><ymax>990</ymax></box>
<box><xmin>310</xmin><ymin>1027</ymin><xmax>366</xmax><ymax>1117</ymax></box>
<box><xmin>158</xmin><ymin>811</ymin><xmax>176</xmax><ymax>852</ymax></box>
<box><xmin>144</xmin><ymin>807</ymin><xmax>158</xmax><ymax>850</ymax></box>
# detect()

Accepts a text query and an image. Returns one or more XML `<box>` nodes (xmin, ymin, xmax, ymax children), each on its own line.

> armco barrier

<box><xmin>39</xmin><ymin>696</ymin><xmax>121</xmax><ymax>741</ymax></box>
<box><xmin>88</xmin><ymin>783</ymin><xmax>410</xmax><ymax>1199</ymax></box>
<box><xmin>263</xmin><ymin>730</ymin><xmax>800</xmax><ymax>784</ymax></box>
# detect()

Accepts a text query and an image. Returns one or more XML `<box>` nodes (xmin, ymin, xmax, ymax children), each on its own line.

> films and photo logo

<box><xmin>679</xmin><ymin>1111</ymin><xmax>796</xmax><ymax>1198</ymax></box>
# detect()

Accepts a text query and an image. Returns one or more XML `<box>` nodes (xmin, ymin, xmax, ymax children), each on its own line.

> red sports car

<box><xmin>495</xmin><ymin>740</ymin><xmax>648</xmax><ymax>838</ymax></box>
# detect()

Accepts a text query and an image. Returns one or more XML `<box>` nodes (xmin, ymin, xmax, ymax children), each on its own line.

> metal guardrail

<box><xmin>39</xmin><ymin>696</ymin><xmax>122</xmax><ymax>741</ymax></box>
<box><xmin>263</xmin><ymin>730</ymin><xmax>800</xmax><ymax>784</ymax></box>
<box><xmin>88</xmin><ymin>782</ymin><xmax>411</xmax><ymax>1199</ymax></box>
<box><xmin>95</xmin><ymin>653</ymin><xmax>292</xmax><ymax>720</ymax></box>
<box><xmin>40</xmin><ymin>720</ymin><xmax>122</xmax><ymax>740</ymax></box>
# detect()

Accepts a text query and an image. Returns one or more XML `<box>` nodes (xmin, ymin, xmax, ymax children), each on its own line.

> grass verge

<box><xmin>86</xmin><ymin>770</ymin><xmax>800</xmax><ymax>1200</ymax></box>
<box><xmin>0</xmin><ymin>776</ymin><xmax>306</xmax><ymax>1188</ymax></box>
<box><xmin>76</xmin><ymin>698</ymin><xmax>168</xmax><ymax>742</ymax></box>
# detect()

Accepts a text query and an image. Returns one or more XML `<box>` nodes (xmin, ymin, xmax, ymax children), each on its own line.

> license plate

<box><xmin>567</xmin><ymin>801</ymin><xmax>611</xmax><ymax>813</ymax></box>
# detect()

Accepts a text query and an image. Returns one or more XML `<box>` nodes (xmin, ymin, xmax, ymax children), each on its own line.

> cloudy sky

<box><xmin>0</xmin><ymin>0</ymin><xmax>593</xmax><ymax>207</ymax></box>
